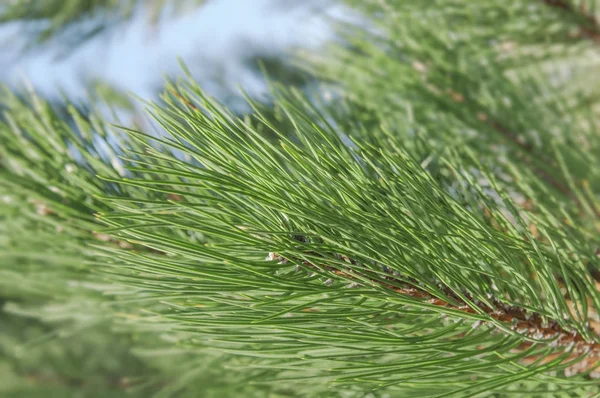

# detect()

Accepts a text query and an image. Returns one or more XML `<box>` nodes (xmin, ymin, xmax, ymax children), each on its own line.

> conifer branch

<box><xmin>542</xmin><ymin>0</ymin><xmax>600</xmax><ymax>43</ymax></box>
<box><xmin>475</xmin><ymin>113</ymin><xmax>575</xmax><ymax>202</ymax></box>
<box><xmin>267</xmin><ymin>250</ymin><xmax>600</xmax><ymax>378</ymax></box>
<box><xmin>426</xmin><ymin>72</ymin><xmax>596</xmax><ymax>219</ymax></box>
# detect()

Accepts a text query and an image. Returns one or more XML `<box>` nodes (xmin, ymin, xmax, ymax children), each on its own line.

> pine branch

<box><xmin>427</xmin><ymin>84</ymin><xmax>579</xmax><ymax>209</ymax></box>
<box><xmin>90</xmin><ymin>80</ymin><xmax>600</xmax><ymax>393</ymax></box>
<box><xmin>542</xmin><ymin>0</ymin><xmax>600</xmax><ymax>43</ymax></box>
<box><xmin>268</xmin><ymin>250</ymin><xmax>600</xmax><ymax>378</ymax></box>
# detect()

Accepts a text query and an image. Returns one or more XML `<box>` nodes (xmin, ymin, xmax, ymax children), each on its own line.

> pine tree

<box><xmin>2</xmin><ymin>1</ymin><xmax>600</xmax><ymax>396</ymax></box>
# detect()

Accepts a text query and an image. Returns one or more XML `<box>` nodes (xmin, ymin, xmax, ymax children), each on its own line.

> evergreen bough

<box><xmin>2</xmin><ymin>1</ymin><xmax>600</xmax><ymax>396</ymax></box>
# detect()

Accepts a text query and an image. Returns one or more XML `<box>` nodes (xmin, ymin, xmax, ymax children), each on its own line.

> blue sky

<box><xmin>0</xmin><ymin>0</ymin><xmax>343</xmax><ymax>101</ymax></box>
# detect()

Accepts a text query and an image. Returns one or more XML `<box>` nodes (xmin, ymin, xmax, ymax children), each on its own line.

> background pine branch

<box><xmin>0</xmin><ymin>0</ymin><xmax>206</xmax><ymax>52</ymax></box>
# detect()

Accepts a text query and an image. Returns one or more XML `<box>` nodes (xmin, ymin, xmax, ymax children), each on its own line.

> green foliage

<box><xmin>2</xmin><ymin>0</ymin><xmax>600</xmax><ymax>397</ymax></box>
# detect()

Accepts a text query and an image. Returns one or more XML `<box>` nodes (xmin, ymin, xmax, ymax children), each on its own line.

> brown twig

<box><xmin>168</xmin><ymin>87</ymin><xmax>198</xmax><ymax>111</ymax></box>
<box><xmin>542</xmin><ymin>0</ymin><xmax>600</xmax><ymax>43</ymax></box>
<box><xmin>21</xmin><ymin>371</ymin><xmax>134</xmax><ymax>390</ymax></box>
<box><xmin>93</xmin><ymin>232</ymin><xmax>166</xmax><ymax>255</ymax></box>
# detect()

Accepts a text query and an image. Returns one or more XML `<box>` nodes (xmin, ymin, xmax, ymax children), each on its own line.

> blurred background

<box><xmin>0</xmin><ymin>0</ymin><xmax>343</xmax><ymax>108</ymax></box>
